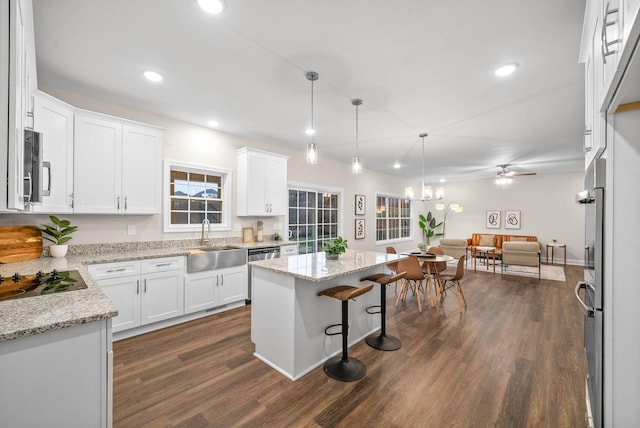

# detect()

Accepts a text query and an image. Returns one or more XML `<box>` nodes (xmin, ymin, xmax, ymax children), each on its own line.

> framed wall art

<box><xmin>355</xmin><ymin>219</ymin><xmax>365</xmax><ymax>239</ymax></box>
<box><xmin>242</xmin><ymin>227</ymin><xmax>255</xmax><ymax>243</ymax></box>
<box><xmin>505</xmin><ymin>210</ymin><xmax>521</xmax><ymax>229</ymax></box>
<box><xmin>486</xmin><ymin>210</ymin><xmax>501</xmax><ymax>229</ymax></box>
<box><xmin>355</xmin><ymin>194</ymin><xmax>366</xmax><ymax>215</ymax></box>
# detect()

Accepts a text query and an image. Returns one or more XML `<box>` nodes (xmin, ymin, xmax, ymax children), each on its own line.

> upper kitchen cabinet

<box><xmin>74</xmin><ymin>110</ymin><xmax>163</xmax><ymax>214</ymax></box>
<box><xmin>236</xmin><ymin>147</ymin><xmax>288</xmax><ymax>216</ymax></box>
<box><xmin>31</xmin><ymin>91</ymin><xmax>74</xmax><ymax>213</ymax></box>
<box><xmin>1</xmin><ymin>0</ymin><xmax>37</xmax><ymax>211</ymax></box>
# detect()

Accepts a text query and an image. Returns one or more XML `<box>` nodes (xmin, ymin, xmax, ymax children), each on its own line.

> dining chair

<box><xmin>435</xmin><ymin>255</ymin><xmax>467</xmax><ymax>312</ymax></box>
<box><xmin>386</xmin><ymin>246</ymin><xmax>401</xmax><ymax>293</ymax></box>
<box><xmin>395</xmin><ymin>255</ymin><xmax>426</xmax><ymax>312</ymax></box>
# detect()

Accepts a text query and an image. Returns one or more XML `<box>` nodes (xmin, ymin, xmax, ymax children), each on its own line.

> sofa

<box><xmin>501</xmin><ymin>241</ymin><xmax>541</xmax><ymax>279</ymax></box>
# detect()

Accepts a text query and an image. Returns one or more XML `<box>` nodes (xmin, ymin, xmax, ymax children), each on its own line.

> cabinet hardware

<box><xmin>144</xmin><ymin>278</ymin><xmax>147</xmax><ymax>293</ymax></box>
<box><xmin>136</xmin><ymin>279</ymin><xmax>140</xmax><ymax>294</ymax></box>
<box><xmin>24</xmin><ymin>172</ymin><xmax>32</xmax><ymax>202</ymax></box>
<box><xmin>70</xmin><ymin>192</ymin><xmax>74</xmax><ymax>209</ymax></box>
<box><xmin>155</xmin><ymin>263</ymin><xmax>172</xmax><ymax>267</ymax></box>
<box><xmin>216</xmin><ymin>275</ymin><xmax>219</xmax><ymax>287</ymax></box>
<box><xmin>125</xmin><ymin>196</ymin><xmax>128</xmax><ymax>211</ymax></box>
<box><xmin>117</xmin><ymin>196</ymin><xmax>121</xmax><ymax>210</ymax></box>
<box><xmin>221</xmin><ymin>274</ymin><xmax>224</xmax><ymax>286</ymax></box>
<box><xmin>106</xmin><ymin>268</ymin><xmax>127</xmax><ymax>273</ymax></box>
<box><xmin>42</xmin><ymin>161</ymin><xmax>51</xmax><ymax>197</ymax></box>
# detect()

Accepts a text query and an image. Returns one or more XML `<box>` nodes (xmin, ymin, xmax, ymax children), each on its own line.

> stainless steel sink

<box><xmin>186</xmin><ymin>246</ymin><xmax>247</xmax><ymax>273</ymax></box>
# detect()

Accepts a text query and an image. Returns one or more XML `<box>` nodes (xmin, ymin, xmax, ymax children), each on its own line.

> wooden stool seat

<box><xmin>317</xmin><ymin>283</ymin><xmax>374</xmax><ymax>382</ymax></box>
<box><xmin>317</xmin><ymin>284</ymin><xmax>373</xmax><ymax>301</ymax></box>
<box><xmin>360</xmin><ymin>271</ymin><xmax>405</xmax><ymax>351</ymax></box>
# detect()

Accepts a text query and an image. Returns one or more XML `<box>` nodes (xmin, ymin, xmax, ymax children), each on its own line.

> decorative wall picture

<box><xmin>355</xmin><ymin>194</ymin><xmax>366</xmax><ymax>215</ymax></box>
<box><xmin>505</xmin><ymin>210</ymin><xmax>521</xmax><ymax>229</ymax></box>
<box><xmin>486</xmin><ymin>210</ymin><xmax>501</xmax><ymax>229</ymax></box>
<box><xmin>242</xmin><ymin>227</ymin><xmax>255</xmax><ymax>243</ymax></box>
<box><xmin>355</xmin><ymin>219</ymin><xmax>365</xmax><ymax>239</ymax></box>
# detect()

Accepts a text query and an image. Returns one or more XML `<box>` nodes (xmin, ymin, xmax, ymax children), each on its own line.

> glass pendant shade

<box><xmin>404</xmin><ymin>186</ymin><xmax>415</xmax><ymax>199</ymax></box>
<box><xmin>435</xmin><ymin>186</ymin><xmax>445</xmax><ymax>200</ymax></box>
<box><xmin>422</xmin><ymin>185</ymin><xmax>432</xmax><ymax>200</ymax></box>
<box><xmin>352</xmin><ymin>157</ymin><xmax>362</xmax><ymax>174</ymax></box>
<box><xmin>306</xmin><ymin>143</ymin><xmax>318</xmax><ymax>164</ymax></box>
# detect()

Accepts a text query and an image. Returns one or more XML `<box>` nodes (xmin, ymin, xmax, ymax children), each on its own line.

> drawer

<box><xmin>141</xmin><ymin>256</ymin><xmax>185</xmax><ymax>274</ymax></box>
<box><xmin>88</xmin><ymin>260</ymin><xmax>141</xmax><ymax>280</ymax></box>
<box><xmin>280</xmin><ymin>244</ymin><xmax>299</xmax><ymax>256</ymax></box>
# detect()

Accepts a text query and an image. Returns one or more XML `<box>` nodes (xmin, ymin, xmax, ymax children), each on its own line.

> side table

<box><xmin>473</xmin><ymin>246</ymin><xmax>498</xmax><ymax>273</ymax></box>
<box><xmin>546</xmin><ymin>243</ymin><xmax>566</xmax><ymax>267</ymax></box>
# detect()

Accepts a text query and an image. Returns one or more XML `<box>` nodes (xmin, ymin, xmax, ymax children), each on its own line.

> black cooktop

<box><xmin>0</xmin><ymin>269</ymin><xmax>88</xmax><ymax>302</ymax></box>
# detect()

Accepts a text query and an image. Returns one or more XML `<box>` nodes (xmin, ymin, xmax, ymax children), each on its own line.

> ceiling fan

<box><xmin>495</xmin><ymin>164</ymin><xmax>536</xmax><ymax>187</ymax></box>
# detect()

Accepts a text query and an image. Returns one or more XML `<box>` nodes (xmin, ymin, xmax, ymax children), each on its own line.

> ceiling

<box><xmin>31</xmin><ymin>0</ymin><xmax>587</xmax><ymax>183</ymax></box>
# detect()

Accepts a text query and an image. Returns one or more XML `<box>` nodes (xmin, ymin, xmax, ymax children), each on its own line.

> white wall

<box><xmin>0</xmin><ymin>86</ymin><xmax>584</xmax><ymax>263</ymax></box>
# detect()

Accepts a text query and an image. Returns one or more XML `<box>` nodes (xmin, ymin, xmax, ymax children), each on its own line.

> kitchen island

<box><xmin>250</xmin><ymin>249</ymin><xmax>405</xmax><ymax>380</ymax></box>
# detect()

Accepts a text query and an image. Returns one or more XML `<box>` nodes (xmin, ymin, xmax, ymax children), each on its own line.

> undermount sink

<box><xmin>186</xmin><ymin>245</ymin><xmax>247</xmax><ymax>273</ymax></box>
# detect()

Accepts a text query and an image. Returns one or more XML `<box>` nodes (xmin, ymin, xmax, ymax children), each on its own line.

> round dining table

<box><xmin>401</xmin><ymin>252</ymin><xmax>454</xmax><ymax>307</ymax></box>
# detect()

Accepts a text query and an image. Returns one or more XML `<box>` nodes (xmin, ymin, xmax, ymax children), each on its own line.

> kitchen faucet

<box><xmin>201</xmin><ymin>218</ymin><xmax>210</xmax><ymax>245</ymax></box>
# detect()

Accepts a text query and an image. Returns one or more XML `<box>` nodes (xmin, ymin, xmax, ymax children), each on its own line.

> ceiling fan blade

<box><xmin>512</xmin><ymin>172</ymin><xmax>537</xmax><ymax>176</ymax></box>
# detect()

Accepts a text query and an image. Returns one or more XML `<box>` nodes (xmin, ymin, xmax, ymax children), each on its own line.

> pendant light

<box><xmin>404</xmin><ymin>133</ymin><xmax>444</xmax><ymax>201</ymax></box>
<box><xmin>351</xmin><ymin>98</ymin><xmax>363</xmax><ymax>174</ymax></box>
<box><xmin>305</xmin><ymin>71</ymin><xmax>319</xmax><ymax>164</ymax></box>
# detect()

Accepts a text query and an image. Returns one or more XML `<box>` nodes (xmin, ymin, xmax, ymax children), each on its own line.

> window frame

<box><xmin>163</xmin><ymin>159</ymin><xmax>232</xmax><ymax>233</ymax></box>
<box><xmin>375</xmin><ymin>192</ymin><xmax>414</xmax><ymax>244</ymax></box>
<box><xmin>287</xmin><ymin>181</ymin><xmax>344</xmax><ymax>254</ymax></box>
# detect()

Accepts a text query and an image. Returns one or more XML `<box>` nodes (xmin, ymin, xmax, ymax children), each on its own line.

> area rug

<box><xmin>500</xmin><ymin>264</ymin><xmax>566</xmax><ymax>282</ymax></box>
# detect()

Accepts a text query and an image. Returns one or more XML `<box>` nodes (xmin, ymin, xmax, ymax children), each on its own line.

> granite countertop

<box><xmin>0</xmin><ymin>240</ymin><xmax>297</xmax><ymax>342</ymax></box>
<box><xmin>249</xmin><ymin>249</ymin><xmax>406</xmax><ymax>282</ymax></box>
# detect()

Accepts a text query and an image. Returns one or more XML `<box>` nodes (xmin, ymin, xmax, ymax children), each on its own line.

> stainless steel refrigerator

<box><xmin>575</xmin><ymin>157</ymin><xmax>605</xmax><ymax>428</ymax></box>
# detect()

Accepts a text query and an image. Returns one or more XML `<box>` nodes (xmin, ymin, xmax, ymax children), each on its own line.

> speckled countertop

<box><xmin>0</xmin><ymin>239</ymin><xmax>295</xmax><ymax>342</ymax></box>
<box><xmin>249</xmin><ymin>249</ymin><xmax>406</xmax><ymax>282</ymax></box>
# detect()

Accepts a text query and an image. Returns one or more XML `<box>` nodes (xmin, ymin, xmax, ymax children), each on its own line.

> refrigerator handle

<box><xmin>42</xmin><ymin>161</ymin><xmax>51</xmax><ymax>196</ymax></box>
<box><xmin>584</xmin><ymin>246</ymin><xmax>590</xmax><ymax>268</ymax></box>
<box><xmin>575</xmin><ymin>282</ymin><xmax>595</xmax><ymax>312</ymax></box>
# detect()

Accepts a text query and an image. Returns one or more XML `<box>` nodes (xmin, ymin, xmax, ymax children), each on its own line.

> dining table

<box><xmin>401</xmin><ymin>252</ymin><xmax>454</xmax><ymax>307</ymax></box>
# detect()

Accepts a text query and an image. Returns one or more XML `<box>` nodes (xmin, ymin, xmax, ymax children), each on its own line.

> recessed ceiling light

<box><xmin>207</xmin><ymin>120</ymin><xmax>219</xmax><ymax>127</ymax></box>
<box><xmin>198</xmin><ymin>0</ymin><xmax>225</xmax><ymax>14</ymax></box>
<box><xmin>439</xmin><ymin>178</ymin><xmax>446</xmax><ymax>183</ymax></box>
<box><xmin>143</xmin><ymin>70</ymin><xmax>163</xmax><ymax>82</ymax></box>
<box><xmin>495</xmin><ymin>62</ymin><xmax>518</xmax><ymax>77</ymax></box>
<box><xmin>305</xmin><ymin>128</ymin><xmax>315</xmax><ymax>136</ymax></box>
<box><xmin>393</xmin><ymin>162</ymin><xmax>401</xmax><ymax>169</ymax></box>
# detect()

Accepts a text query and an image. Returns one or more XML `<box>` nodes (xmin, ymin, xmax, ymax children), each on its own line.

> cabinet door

<box><xmin>32</xmin><ymin>92</ymin><xmax>74</xmax><ymax>213</ymax></box>
<box><xmin>266</xmin><ymin>156</ymin><xmax>287</xmax><ymax>215</ymax></box>
<box><xmin>122</xmin><ymin>124</ymin><xmax>162</xmax><ymax>214</ymax></box>
<box><xmin>140</xmin><ymin>270</ymin><xmax>184</xmax><ymax>325</ymax></box>
<box><xmin>246</xmin><ymin>152</ymin><xmax>269</xmax><ymax>215</ymax></box>
<box><xmin>74</xmin><ymin>113</ymin><xmax>122</xmax><ymax>213</ymax></box>
<box><xmin>219</xmin><ymin>266</ymin><xmax>247</xmax><ymax>305</ymax></box>
<box><xmin>98</xmin><ymin>276</ymin><xmax>141</xmax><ymax>333</ymax></box>
<box><xmin>6</xmin><ymin>0</ymin><xmax>26</xmax><ymax>210</ymax></box>
<box><xmin>184</xmin><ymin>271</ymin><xmax>219</xmax><ymax>314</ymax></box>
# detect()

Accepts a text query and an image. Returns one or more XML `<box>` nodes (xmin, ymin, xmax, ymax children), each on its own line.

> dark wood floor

<box><xmin>113</xmin><ymin>265</ymin><xmax>587</xmax><ymax>427</ymax></box>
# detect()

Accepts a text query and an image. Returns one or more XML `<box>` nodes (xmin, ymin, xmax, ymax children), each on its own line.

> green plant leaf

<box><xmin>419</xmin><ymin>214</ymin><xmax>426</xmax><ymax>222</ymax></box>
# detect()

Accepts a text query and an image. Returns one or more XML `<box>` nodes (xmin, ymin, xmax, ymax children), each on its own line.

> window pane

<box><xmin>190</xmin><ymin>200</ymin><xmax>206</xmax><ymax>211</ymax></box>
<box><xmin>171</xmin><ymin>212</ymin><xmax>188</xmax><ymax>224</ymax></box>
<box><xmin>171</xmin><ymin>198</ymin><xmax>188</xmax><ymax>210</ymax></box>
<box><xmin>289</xmin><ymin>208</ymin><xmax>298</xmax><ymax>224</ymax></box>
<box><xmin>190</xmin><ymin>212</ymin><xmax>205</xmax><ymax>224</ymax></box>
<box><xmin>169</xmin><ymin>167</ymin><xmax>226</xmax><ymax>227</ymax></box>
<box><xmin>289</xmin><ymin>190</ymin><xmax>298</xmax><ymax>207</ymax></box>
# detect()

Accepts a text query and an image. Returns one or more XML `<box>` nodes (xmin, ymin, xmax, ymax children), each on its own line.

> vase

<box><xmin>326</xmin><ymin>253</ymin><xmax>339</xmax><ymax>260</ymax></box>
<box><xmin>49</xmin><ymin>244</ymin><xmax>68</xmax><ymax>258</ymax></box>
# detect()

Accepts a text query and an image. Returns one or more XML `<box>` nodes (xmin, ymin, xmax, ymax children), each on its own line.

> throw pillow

<box><xmin>479</xmin><ymin>235</ymin><xmax>495</xmax><ymax>246</ymax></box>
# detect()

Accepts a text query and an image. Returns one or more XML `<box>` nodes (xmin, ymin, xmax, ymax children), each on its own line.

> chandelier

<box><xmin>404</xmin><ymin>133</ymin><xmax>444</xmax><ymax>201</ymax></box>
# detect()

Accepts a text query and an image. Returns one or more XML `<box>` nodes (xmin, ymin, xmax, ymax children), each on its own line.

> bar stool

<box><xmin>317</xmin><ymin>283</ymin><xmax>374</xmax><ymax>382</ymax></box>
<box><xmin>360</xmin><ymin>271</ymin><xmax>406</xmax><ymax>351</ymax></box>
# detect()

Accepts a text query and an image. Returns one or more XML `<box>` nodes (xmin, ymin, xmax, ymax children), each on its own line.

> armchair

<box><xmin>501</xmin><ymin>241</ymin><xmax>541</xmax><ymax>279</ymax></box>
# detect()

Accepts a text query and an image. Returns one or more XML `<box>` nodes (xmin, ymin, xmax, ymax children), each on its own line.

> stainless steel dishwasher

<box><xmin>247</xmin><ymin>246</ymin><xmax>281</xmax><ymax>302</ymax></box>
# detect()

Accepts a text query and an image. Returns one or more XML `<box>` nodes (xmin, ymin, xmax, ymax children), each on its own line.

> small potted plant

<box><xmin>323</xmin><ymin>236</ymin><xmax>348</xmax><ymax>260</ymax></box>
<box><xmin>40</xmin><ymin>215</ymin><xmax>78</xmax><ymax>258</ymax></box>
<box><xmin>417</xmin><ymin>242</ymin><xmax>427</xmax><ymax>254</ymax></box>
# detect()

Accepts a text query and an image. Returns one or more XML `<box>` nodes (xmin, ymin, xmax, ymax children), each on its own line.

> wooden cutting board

<box><xmin>0</xmin><ymin>226</ymin><xmax>43</xmax><ymax>263</ymax></box>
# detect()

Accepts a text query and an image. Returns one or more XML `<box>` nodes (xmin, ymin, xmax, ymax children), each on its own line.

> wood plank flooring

<box><xmin>113</xmin><ymin>265</ymin><xmax>587</xmax><ymax>427</ymax></box>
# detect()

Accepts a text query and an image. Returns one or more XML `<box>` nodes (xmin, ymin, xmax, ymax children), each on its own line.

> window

<box><xmin>376</xmin><ymin>195</ymin><xmax>412</xmax><ymax>242</ymax></box>
<box><xmin>288</xmin><ymin>187</ymin><xmax>341</xmax><ymax>254</ymax></box>
<box><xmin>164</xmin><ymin>160</ymin><xmax>231</xmax><ymax>232</ymax></box>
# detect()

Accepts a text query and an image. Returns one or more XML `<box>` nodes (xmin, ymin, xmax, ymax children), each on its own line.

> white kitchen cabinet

<box><xmin>185</xmin><ymin>265</ymin><xmax>247</xmax><ymax>313</ymax></box>
<box><xmin>31</xmin><ymin>91</ymin><xmax>74</xmax><ymax>213</ymax></box>
<box><xmin>0</xmin><ymin>319</ymin><xmax>112</xmax><ymax>427</ymax></box>
<box><xmin>74</xmin><ymin>110</ymin><xmax>162</xmax><ymax>214</ymax></box>
<box><xmin>89</xmin><ymin>257</ymin><xmax>184</xmax><ymax>333</ymax></box>
<box><xmin>236</xmin><ymin>147</ymin><xmax>288</xmax><ymax>216</ymax></box>
<box><xmin>3</xmin><ymin>0</ymin><xmax>37</xmax><ymax>211</ymax></box>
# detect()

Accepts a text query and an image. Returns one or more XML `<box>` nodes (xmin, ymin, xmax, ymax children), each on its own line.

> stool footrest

<box><xmin>324</xmin><ymin>323</ymin><xmax>343</xmax><ymax>336</ymax></box>
<box><xmin>365</xmin><ymin>305</ymin><xmax>381</xmax><ymax>314</ymax></box>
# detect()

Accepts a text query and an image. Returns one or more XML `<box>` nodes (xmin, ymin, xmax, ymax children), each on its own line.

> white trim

<box><xmin>163</xmin><ymin>159</ymin><xmax>232</xmax><ymax>233</ymax></box>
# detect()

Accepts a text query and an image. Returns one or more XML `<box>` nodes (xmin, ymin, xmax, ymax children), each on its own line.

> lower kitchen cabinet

<box><xmin>185</xmin><ymin>265</ymin><xmax>247</xmax><ymax>313</ymax></box>
<box><xmin>89</xmin><ymin>257</ymin><xmax>184</xmax><ymax>333</ymax></box>
<box><xmin>0</xmin><ymin>319</ymin><xmax>112</xmax><ymax>427</ymax></box>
